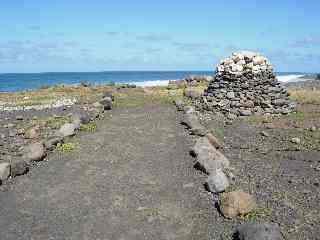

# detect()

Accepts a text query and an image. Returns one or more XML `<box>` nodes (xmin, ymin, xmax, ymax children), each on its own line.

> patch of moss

<box><xmin>57</xmin><ymin>142</ymin><xmax>76</xmax><ymax>153</ymax></box>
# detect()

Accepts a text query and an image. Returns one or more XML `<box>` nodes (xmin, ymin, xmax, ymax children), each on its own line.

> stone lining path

<box><xmin>0</xmin><ymin>105</ymin><xmax>213</xmax><ymax>240</ymax></box>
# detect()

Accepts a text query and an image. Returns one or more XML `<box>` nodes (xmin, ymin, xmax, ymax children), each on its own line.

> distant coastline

<box><xmin>0</xmin><ymin>70</ymin><xmax>315</xmax><ymax>92</ymax></box>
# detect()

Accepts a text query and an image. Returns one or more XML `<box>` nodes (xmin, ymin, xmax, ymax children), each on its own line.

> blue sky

<box><xmin>0</xmin><ymin>0</ymin><xmax>319</xmax><ymax>73</ymax></box>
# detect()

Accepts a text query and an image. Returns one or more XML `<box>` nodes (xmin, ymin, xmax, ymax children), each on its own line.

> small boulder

<box><xmin>10</xmin><ymin>159</ymin><xmax>28</xmax><ymax>177</ymax></box>
<box><xmin>102</xmin><ymin>91</ymin><xmax>114</xmax><ymax>101</ymax></box>
<box><xmin>183</xmin><ymin>106</ymin><xmax>196</xmax><ymax>114</ymax></box>
<box><xmin>181</xmin><ymin>113</ymin><xmax>207</xmax><ymax>136</ymax></box>
<box><xmin>219</xmin><ymin>190</ymin><xmax>256</xmax><ymax>218</ymax></box>
<box><xmin>206</xmin><ymin>169</ymin><xmax>229</xmax><ymax>193</ymax></box>
<box><xmin>100</xmin><ymin>97</ymin><xmax>112</xmax><ymax>110</ymax></box>
<box><xmin>24</xmin><ymin>125</ymin><xmax>41</xmax><ymax>139</ymax></box>
<box><xmin>24</xmin><ymin>142</ymin><xmax>46</xmax><ymax>162</ymax></box>
<box><xmin>291</xmin><ymin>137</ymin><xmax>301</xmax><ymax>144</ymax></box>
<box><xmin>93</xmin><ymin>102</ymin><xmax>103</xmax><ymax>108</ymax></box>
<box><xmin>236</xmin><ymin>222</ymin><xmax>283</xmax><ymax>240</ymax></box>
<box><xmin>226</xmin><ymin>92</ymin><xmax>235</xmax><ymax>99</ymax></box>
<box><xmin>71</xmin><ymin>111</ymin><xmax>91</xmax><ymax>125</ymax></box>
<box><xmin>16</xmin><ymin>115</ymin><xmax>24</xmax><ymax>121</ymax></box>
<box><xmin>58</xmin><ymin>123</ymin><xmax>76</xmax><ymax>138</ymax></box>
<box><xmin>181</xmin><ymin>113</ymin><xmax>200</xmax><ymax>128</ymax></box>
<box><xmin>0</xmin><ymin>162</ymin><xmax>11</xmax><ymax>182</ymax></box>
<box><xmin>310</xmin><ymin>126</ymin><xmax>317</xmax><ymax>132</ymax></box>
<box><xmin>192</xmin><ymin>137</ymin><xmax>230</xmax><ymax>174</ymax></box>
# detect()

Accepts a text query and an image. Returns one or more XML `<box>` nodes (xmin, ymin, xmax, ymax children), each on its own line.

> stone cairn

<box><xmin>200</xmin><ymin>51</ymin><xmax>296</xmax><ymax>117</ymax></box>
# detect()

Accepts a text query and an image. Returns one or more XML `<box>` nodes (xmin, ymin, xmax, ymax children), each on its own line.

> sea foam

<box><xmin>277</xmin><ymin>74</ymin><xmax>305</xmax><ymax>83</ymax></box>
<box><xmin>131</xmin><ymin>80</ymin><xmax>170</xmax><ymax>87</ymax></box>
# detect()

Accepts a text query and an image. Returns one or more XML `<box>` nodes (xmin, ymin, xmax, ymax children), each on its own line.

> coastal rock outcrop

<box><xmin>199</xmin><ymin>51</ymin><xmax>296</xmax><ymax>116</ymax></box>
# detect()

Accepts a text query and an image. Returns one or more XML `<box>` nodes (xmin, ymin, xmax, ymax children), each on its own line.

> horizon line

<box><xmin>0</xmin><ymin>70</ymin><xmax>311</xmax><ymax>75</ymax></box>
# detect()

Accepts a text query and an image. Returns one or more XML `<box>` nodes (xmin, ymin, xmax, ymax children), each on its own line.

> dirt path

<box><xmin>0</xmin><ymin>105</ymin><xmax>213</xmax><ymax>240</ymax></box>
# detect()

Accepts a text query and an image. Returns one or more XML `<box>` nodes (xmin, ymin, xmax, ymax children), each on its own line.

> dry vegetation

<box><xmin>289</xmin><ymin>89</ymin><xmax>320</xmax><ymax>105</ymax></box>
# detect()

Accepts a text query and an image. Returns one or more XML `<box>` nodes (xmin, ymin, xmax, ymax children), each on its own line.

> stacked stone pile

<box><xmin>201</xmin><ymin>51</ymin><xmax>296</xmax><ymax>116</ymax></box>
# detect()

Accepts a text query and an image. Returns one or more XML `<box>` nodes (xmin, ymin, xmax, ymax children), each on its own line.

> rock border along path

<box><xmin>0</xmin><ymin>102</ymin><xmax>215</xmax><ymax>240</ymax></box>
<box><xmin>0</xmin><ymin>93</ymin><xmax>113</xmax><ymax>186</ymax></box>
<box><xmin>176</xmin><ymin>99</ymin><xmax>284</xmax><ymax>239</ymax></box>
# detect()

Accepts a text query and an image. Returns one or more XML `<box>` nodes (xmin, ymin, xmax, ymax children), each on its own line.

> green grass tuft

<box><xmin>57</xmin><ymin>142</ymin><xmax>76</xmax><ymax>153</ymax></box>
<box><xmin>80</xmin><ymin>122</ymin><xmax>97</xmax><ymax>132</ymax></box>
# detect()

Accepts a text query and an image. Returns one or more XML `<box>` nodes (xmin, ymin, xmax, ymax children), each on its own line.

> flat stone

<box><xmin>0</xmin><ymin>162</ymin><xmax>11</xmax><ymax>182</ymax></box>
<box><xmin>236</xmin><ymin>222</ymin><xmax>283</xmax><ymax>240</ymax></box>
<box><xmin>273</xmin><ymin>99</ymin><xmax>288</xmax><ymax>106</ymax></box>
<box><xmin>239</xmin><ymin>110</ymin><xmax>252</xmax><ymax>116</ymax></box>
<box><xmin>58</xmin><ymin>123</ymin><xmax>76</xmax><ymax>138</ymax></box>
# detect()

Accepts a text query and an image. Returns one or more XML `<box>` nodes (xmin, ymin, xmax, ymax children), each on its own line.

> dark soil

<box><xmin>0</xmin><ymin>105</ymin><xmax>215</xmax><ymax>240</ymax></box>
<box><xmin>201</xmin><ymin>101</ymin><xmax>320</xmax><ymax>239</ymax></box>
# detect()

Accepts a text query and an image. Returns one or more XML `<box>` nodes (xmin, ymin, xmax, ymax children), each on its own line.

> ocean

<box><xmin>0</xmin><ymin>71</ymin><xmax>307</xmax><ymax>92</ymax></box>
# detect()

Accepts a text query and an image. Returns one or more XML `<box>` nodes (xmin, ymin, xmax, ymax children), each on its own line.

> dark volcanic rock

<box><xmin>236</xmin><ymin>222</ymin><xmax>283</xmax><ymax>240</ymax></box>
<box><xmin>102</xmin><ymin>91</ymin><xmax>114</xmax><ymax>101</ymax></box>
<box><xmin>100</xmin><ymin>97</ymin><xmax>112</xmax><ymax>110</ymax></box>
